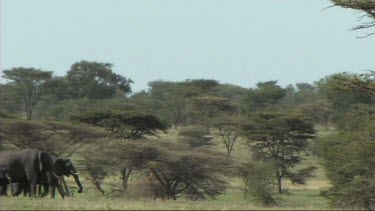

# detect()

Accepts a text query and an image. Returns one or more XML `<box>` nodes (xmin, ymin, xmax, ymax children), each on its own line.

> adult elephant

<box><xmin>47</xmin><ymin>156</ymin><xmax>83</xmax><ymax>198</ymax></box>
<box><xmin>0</xmin><ymin>149</ymin><xmax>54</xmax><ymax>197</ymax></box>
<box><xmin>14</xmin><ymin>156</ymin><xmax>83</xmax><ymax>198</ymax></box>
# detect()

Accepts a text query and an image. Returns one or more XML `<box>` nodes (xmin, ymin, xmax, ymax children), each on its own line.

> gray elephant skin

<box><xmin>43</xmin><ymin>156</ymin><xmax>83</xmax><ymax>198</ymax></box>
<box><xmin>12</xmin><ymin>156</ymin><xmax>84</xmax><ymax>198</ymax></box>
<box><xmin>0</xmin><ymin>149</ymin><xmax>53</xmax><ymax>197</ymax></box>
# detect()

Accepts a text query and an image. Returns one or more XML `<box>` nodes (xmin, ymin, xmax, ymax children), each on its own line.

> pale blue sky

<box><xmin>1</xmin><ymin>0</ymin><xmax>375</xmax><ymax>92</ymax></box>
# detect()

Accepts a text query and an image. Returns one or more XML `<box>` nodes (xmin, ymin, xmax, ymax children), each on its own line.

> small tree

<box><xmin>82</xmin><ymin>140</ymin><xmax>230</xmax><ymax>200</ymax></box>
<box><xmin>239</xmin><ymin>162</ymin><xmax>277</xmax><ymax>206</ymax></box>
<box><xmin>178</xmin><ymin>127</ymin><xmax>214</xmax><ymax>148</ymax></box>
<box><xmin>212</xmin><ymin>115</ymin><xmax>241</xmax><ymax>156</ymax></box>
<box><xmin>242</xmin><ymin>109</ymin><xmax>315</xmax><ymax>193</ymax></box>
<box><xmin>3</xmin><ymin>68</ymin><xmax>53</xmax><ymax>120</ymax></box>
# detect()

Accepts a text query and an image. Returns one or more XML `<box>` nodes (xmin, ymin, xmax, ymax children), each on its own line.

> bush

<box><xmin>82</xmin><ymin>139</ymin><xmax>230</xmax><ymax>200</ymax></box>
<box><xmin>318</xmin><ymin>121</ymin><xmax>375</xmax><ymax>210</ymax></box>
<box><xmin>239</xmin><ymin>162</ymin><xmax>277</xmax><ymax>206</ymax></box>
<box><xmin>178</xmin><ymin>127</ymin><xmax>213</xmax><ymax>147</ymax></box>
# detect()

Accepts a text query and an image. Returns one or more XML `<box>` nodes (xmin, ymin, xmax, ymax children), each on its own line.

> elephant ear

<box><xmin>39</xmin><ymin>151</ymin><xmax>53</xmax><ymax>172</ymax></box>
<box><xmin>53</xmin><ymin>158</ymin><xmax>65</xmax><ymax>176</ymax></box>
<box><xmin>64</xmin><ymin>158</ymin><xmax>71</xmax><ymax>167</ymax></box>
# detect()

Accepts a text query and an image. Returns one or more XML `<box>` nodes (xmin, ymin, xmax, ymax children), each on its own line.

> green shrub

<box><xmin>239</xmin><ymin>162</ymin><xmax>277</xmax><ymax>206</ymax></box>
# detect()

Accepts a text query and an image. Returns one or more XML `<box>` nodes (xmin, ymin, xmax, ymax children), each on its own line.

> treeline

<box><xmin>1</xmin><ymin>61</ymin><xmax>375</xmax><ymax>208</ymax></box>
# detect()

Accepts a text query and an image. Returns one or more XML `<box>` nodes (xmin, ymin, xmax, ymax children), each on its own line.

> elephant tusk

<box><xmin>72</xmin><ymin>172</ymin><xmax>80</xmax><ymax>176</ymax></box>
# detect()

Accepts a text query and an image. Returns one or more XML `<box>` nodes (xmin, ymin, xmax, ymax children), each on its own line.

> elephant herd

<box><xmin>0</xmin><ymin>149</ymin><xmax>83</xmax><ymax>199</ymax></box>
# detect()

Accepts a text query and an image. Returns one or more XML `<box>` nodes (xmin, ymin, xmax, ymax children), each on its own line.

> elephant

<box><xmin>47</xmin><ymin>156</ymin><xmax>83</xmax><ymax>198</ymax></box>
<box><xmin>0</xmin><ymin>168</ymin><xmax>11</xmax><ymax>195</ymax></box>
<box><xmin>13</xmin><ymin>156</ymin><xmax>83</xmax><ymax>198</ymax></box>
<box><xmin>0</xmin><ymin>149</ymin><xmax>54</xmax><ymax>197</ymax></box>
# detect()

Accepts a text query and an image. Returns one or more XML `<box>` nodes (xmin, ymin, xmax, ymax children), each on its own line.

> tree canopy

<box><xmin>331</xmin><ymin>0</ymin><xmax>375</xmax><ymax>37</ymax></box>
<box><xmin>3</xmin><ymin>67</ymin><xmax>53</xmax><ymax>120</ymax></box>
<box><xmin>242</xmin><ymin>109</ymin><xmax>315</xmax><ymax>193</ymax></box>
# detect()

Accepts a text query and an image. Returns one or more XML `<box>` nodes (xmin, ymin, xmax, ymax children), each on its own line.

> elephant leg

<box><xmin>60</xmin><ymin>177</ymin><xmax>70</xmax><ymax>197</ymax></box>
<box><xmin>29</xmin><ymin>178</ymin><xmax>37</xmax><ymax>197</ymax></box>
<box><xmin>56</xmin><ymin>185</ymin><xmax>65</xmax><ymax>199</ymax></box>
<box><xmin>25</xmin><ymin>171</ymin><xmax>37</xmax><ymax>197</ymax></box>
<box><xmin>6</xmin><ymin>177</ymin><xmax>13</xmax><ymax>196</ymax></box>
<box><xmin>37</xmin><ymin>184</ymin><xmax>42</xmax><ymax>197</ymax></box>
<box><xmin>41</xmin><ymin>183</ymin><xmax>49</xmax><ymax>197</ymax></box>
<box><xmin>55</xmin><ymin>176</ymin><xmax>64</xmax><ymax>199</ymax></box>
<box><xmin>1</xmin><ymin>183</ymin><xmax>7</xmax><ymax>196</ymax></box>
<box><xmin>50</xmin><ymin>186</ymin><xmax>56</xmax><ymax>198</ymax></box>
<box><xmin>23</xmin><ymin>182</ymin><xmax>30</xmax><ymax>197</ymax></box>
<box><xmin>13</xmin><ymin>183</ymin><xmax>23</xmax><ymax>196</ymax></box>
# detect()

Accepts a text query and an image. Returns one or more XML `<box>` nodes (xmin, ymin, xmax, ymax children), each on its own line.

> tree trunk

<box><xmin>121</xmin><ymin>167</ymin><xmax>131</xmax><ymax>190</ymax></box>
<box><xmin>276</xmin><ymin>171</ymin><xmax>282</xmax><ymax>194</ymax></box>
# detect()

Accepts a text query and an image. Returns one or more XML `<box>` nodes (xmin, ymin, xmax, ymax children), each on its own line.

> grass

<box><xmin>0</xmin><ymin>128</ymin><xmax>333</xmax><ymax>210</ymax></box>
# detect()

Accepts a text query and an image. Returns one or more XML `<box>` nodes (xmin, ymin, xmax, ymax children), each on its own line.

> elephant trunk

<box><xmin>72</xmin><ymin>173</ymin><xmax>83</xmax><ymax>193</ymax></box>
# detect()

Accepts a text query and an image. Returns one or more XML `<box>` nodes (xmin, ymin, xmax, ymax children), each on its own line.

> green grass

<box><xmin>0</xmin><ymin>128</ymin><xmax>332</xmax><ymax>210</ymax></box>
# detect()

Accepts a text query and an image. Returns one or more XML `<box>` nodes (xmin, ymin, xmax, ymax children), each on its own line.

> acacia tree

<box><xmin>3</xmin><ymin>68</ymin><xmax>53</xmax><ymax>120</ymax></box>
<box><xmin>73</xmin><ymin>109</ymin><xmax>169</xmax><ymax>190</ymax></box>
<box><xmin>0</xmin><ymin>118</ymin><xmax>106</xmax><ymax>157</ymax></box>
<box><xmin>212</xmin><ymin>115</ymin><xmax>241</xmax><ymax>156</ymax></box>
<box><xmin>66</xmin><ymin>60</ymin><xmax>133</xmax><ymax>99</ymax></box>
<box><xmin>325</xmin><ymin>71</ymin><xmax>375</xmax><ymax>96</ymax></box>
<box><xmin>83</xmin><ymin>140</ymin><xmax>230</xmax><ymax>200</ymax></box>
<box><xmin>331</xmin><ymin>0</ymin><xmax>375</xmax><ymax>38</ymax></box>
<box><xmin>71</xmin><ymin>109</ymin><xmax>168</xmax><ymax>139</ymax></box>
<box><xmin>187</xmin><ymin>96</ymin><xmax>236</xmax><ymax>131</ymax></box>
<box><xmin>245</xmin><ymin>81</ymin><xmax>286</xmax><ymax>112</ymax></box>
<box><xmin>319</xmin><ymin>125</ymin><xmax>375</xmax><ymax>210</ymax></box>
<box><xmin>242</xmin><ymin>109</ymin><xmax>315</xmax><ymax>193</ymax></box>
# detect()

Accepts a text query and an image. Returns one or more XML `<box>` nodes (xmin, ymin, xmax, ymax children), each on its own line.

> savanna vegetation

<box><xmin>1</xmin><ymin>0</ymin><xmax>375</xmax><ymax>210</ymax></box>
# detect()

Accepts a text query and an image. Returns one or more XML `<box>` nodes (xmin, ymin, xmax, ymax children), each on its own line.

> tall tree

<box><xmin>242</xmin><ymin>109</ymin><xmax>315</xmax><ymax>193</ymax></box>
<box><xmin>245</xmin><ymin>81</ymin><xmax>286</xmax><ymax>112</ymax></box>
<box><xmin>3</xmin><ymin>68</ymin><xmax>52</xmax><ymax>120</ymax></box>
<box><xmin>66</xmin><ymin>60</ymin><xmax>133</xmax><ymax>99</ymax></box>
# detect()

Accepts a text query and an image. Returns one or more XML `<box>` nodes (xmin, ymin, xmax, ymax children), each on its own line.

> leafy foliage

<box><xmin>3</xmin><ymin>67</ymin><xmax>53</xmax><ymax>120</ymax></box>
<box><xmin>83</xmin><ymin>140</ymin><xmax>230</xmax><ymax>200</ymax></box>
<box><xmin>178</xmin><ymin>127</ymin><xmax>214</xmax><ymax>148</ymax></box>
<box><xmin>239</xmin><ymin>162</ymin><xmax>277</xmax><ymax>206</ymax></box>
<box><xmin>0</xmin><ymin>119</ymin><xmax>106</xmax><ymax>156</ymax></box>
<box><xmin>72</xmin><ymin>110</ymin><xmax>168</xmax><ymax>139</ymax></box>
<box><xmin>66</xmin><ymin>60</ymin><xmax>133</xmax><ymax>99</ymax></box>
<box><xmin>245</xmin><ymin>81</ymin><xmax>286</xmax><ymax>112</ymax></box>
<box><xmin>242</xmin><ymin>109</ymin><xmax>315</xmax><ymax>193</ymax></box>
<box><xmin>212</xmin><ymin>115</ymin><xmax>241</xmax><ymax>156</ymax></box>
<box><xmin>331</xmin><ymin>0</ymin><xmax>375</xmax><ymax>37</ymax></box>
